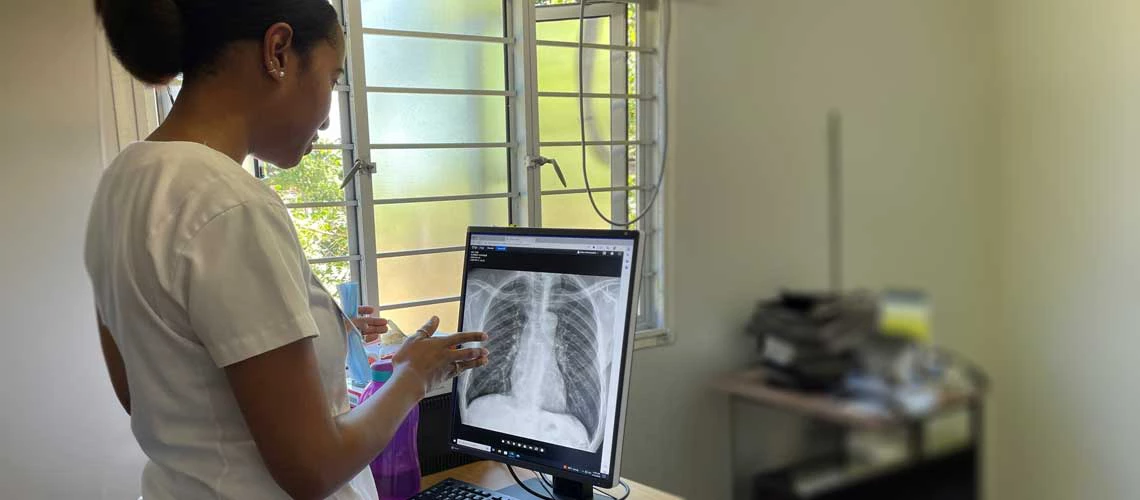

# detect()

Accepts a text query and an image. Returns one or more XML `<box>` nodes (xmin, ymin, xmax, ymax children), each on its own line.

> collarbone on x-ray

<box><xmin>459</xmin><ymin>270</ymin><xmax>623</xmax><ymax>452</ymax></box>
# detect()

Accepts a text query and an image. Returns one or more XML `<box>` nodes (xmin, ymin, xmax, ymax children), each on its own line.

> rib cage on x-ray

<box><xmin>460</xmin><ymin>269</ymin><xmax>621</xmax><ymax>452</ymax></box>
<box><xmin>548</xmin><ymin>275</ymin><xmax>602</xmax><ymax>437</ymax></box>
<box><xmin>465</xmin><ymin>276</ymin><xmax>528</xmax><ymax>403</ymax></box>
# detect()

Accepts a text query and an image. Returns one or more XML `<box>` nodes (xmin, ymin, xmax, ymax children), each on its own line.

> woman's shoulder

<box><xmin>97</xmin><ymin>141</ymin><xmax>290</xmax><ymax>251</ymax></box>
<box><xmin>113</xmin><ymin>141</ymin><xmax>284</xmax><ymax>212</ymax></box>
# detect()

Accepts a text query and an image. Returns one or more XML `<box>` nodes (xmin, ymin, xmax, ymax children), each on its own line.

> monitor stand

<box><xmin>498</xmin><ymin>477</ymin><xmax>611</xmax><ymax>500</ymax></box>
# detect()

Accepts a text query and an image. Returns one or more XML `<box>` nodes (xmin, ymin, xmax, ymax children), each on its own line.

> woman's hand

<box><xmin>352</xmin><ymin>305</ymin><xmax>388</xmax><ymax>343</ymax></box>
<box><xmin>392</xmin><ymin>316</ymin><xmax>488</xmax><ymax>396</ymax></box>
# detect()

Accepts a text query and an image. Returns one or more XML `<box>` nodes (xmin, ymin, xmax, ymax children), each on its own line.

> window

<box><xmin>531</xmin><ymin>1</ymin><xmax>664</xmax><ymax>335</ymax></box>
<box><xmin>156</xmin><ymin>0</ymin><xmax>667</xmax><ymax>341</ymax></box>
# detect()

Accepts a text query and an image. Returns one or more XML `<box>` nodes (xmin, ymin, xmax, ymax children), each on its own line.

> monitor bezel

<box><xmin>449</xmin><ymin>226</ymin><xmax>643</xmax><ymax>489</ymax></box>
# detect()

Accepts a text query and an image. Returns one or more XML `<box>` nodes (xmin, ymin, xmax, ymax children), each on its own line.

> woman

<box><xmin>85</xmin><ymin>1</ymin><xmax>489</xmax><ymax>499</ymax></box>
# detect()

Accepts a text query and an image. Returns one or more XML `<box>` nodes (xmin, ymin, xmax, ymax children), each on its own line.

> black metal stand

<box><xmin>554</xmin><ymin>477</ymin><xmax>595</xmax><ymax>499</ymax></box>
<box><xmin>498</xmin><ymin>478</ymin><xmax>609</xmax><ymax>500</ymax></box>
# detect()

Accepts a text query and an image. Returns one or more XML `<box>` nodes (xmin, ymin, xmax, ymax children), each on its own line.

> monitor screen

<box><xmin>450</xmin><ymin>227</ymin><xmax>641</xmax><ymax>487</ymax></box>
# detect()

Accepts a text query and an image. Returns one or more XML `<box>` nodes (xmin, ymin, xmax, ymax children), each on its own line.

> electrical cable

<box><xmin>536</xmin><ymin>470</ymin><xmax>556</xmax><ymax>498</ymax></box>
<box><xmin>508</xmin><ymin>465</ymin><xmax>556</xmax><ymax>500</ymax></box>
<box><xmin>576</xmin><ymin>0</ymin><xmax>670</xmax><ymax>227</ymax></box>
<box><xmin>596</xmin><ymin>480</ymin><xmax>632</xmax><ymax>500</ymax></box>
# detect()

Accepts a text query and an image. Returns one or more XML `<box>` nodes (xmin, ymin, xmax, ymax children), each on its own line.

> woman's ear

<box><xmin>262</xmin><ymin>22</ymin><xmax>295</xmax><ymax>80</ymax></box>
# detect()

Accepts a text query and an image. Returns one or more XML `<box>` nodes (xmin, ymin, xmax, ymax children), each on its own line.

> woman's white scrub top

<box><xmin>84</xmin><ymin>141</ymin><xmax>377</xmax><ymax>500</ymax></box>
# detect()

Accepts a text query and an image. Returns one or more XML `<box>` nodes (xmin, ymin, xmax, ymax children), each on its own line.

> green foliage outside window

<box><xmin>263</xmin><ymin>147</ymin><xmax>352</xmax><ymax>288</ymax></box>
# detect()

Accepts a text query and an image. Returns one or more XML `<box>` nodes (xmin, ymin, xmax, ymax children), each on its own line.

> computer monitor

<box><xmin>449</xmin><ymin>227</ymin><xmax>643</xmax><ymax>500</ymax></box>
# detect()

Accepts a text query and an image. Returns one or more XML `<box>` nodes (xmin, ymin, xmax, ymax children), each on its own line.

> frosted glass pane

<box><xmin>264</xmin><ymin>150</ymin><xmax>347</xmax><ymax>203</ymax></box>
<box><xmin>537</xmin><ymin>46</ymin><xmax>614</xmax><ymax>93</ymax></box>
<box><xmin>540</xmin><ymin>193</ymin><xmax>612</xmax><ymax>230</ymax></box>
<box><xmin>535</xmin><ymin>16</ymin><xmax>610</xmax><ymax>44</ymax></box>
<box><xmin>372</xmin><ymin>149</ymin><xmax>510</xmax><ymax>199</ymax></box>
<box><xmin>377</xmin><ymin>251</ymin><xmax>465</xmax><ymax>305</ymax></box>
<box><xmin>317</xmin><ymin>91</ymin><xmax>346</xmax><ymax>144</ymax></box>
<box><xmin>368</xmin><ymin>94</ymin><xmax>508</xmax><ymax>144</ymax></box>
<box><xmin>381</xmin><ymin>301</ymin><xmax>461</xmax><ymax>337</ymax></box>
<box><xmin>361</xmin><ymin>0</ymin><xmax>504</xmax><ymax>37</ymax></box>
<box><xmin>536</xmin><ymin>17</ymin><xmax>612</xmax><ymax>93</ymax></box>
<box><xmin>364</xmin><ymin>36</ymin><xmax>505</xmax><ymax>90</ymax></box>
<box><xmin>539</xmin><ymin>97</ymin><xmax>620</xmax><ymax>142</ymax></box>
<box><xmin>290</xmin><ymin>207</ymin><xmax>350</xmax><ymax>258</ymax></box>
<box><xmin>537</xmin><ymin>145</ymin><xmax>614</xmax><ymax>191</ymax></box>
<box><xmin>375</xmin><ymin>199</ymin><xmax>508</xmax><ymax>252</ymax></box>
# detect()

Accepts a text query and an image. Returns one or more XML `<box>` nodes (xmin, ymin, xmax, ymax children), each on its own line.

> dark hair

<box><xmin>94</xmin><ymin>0</ymin><xmax>340</xmax><ymax>85</ymax></box>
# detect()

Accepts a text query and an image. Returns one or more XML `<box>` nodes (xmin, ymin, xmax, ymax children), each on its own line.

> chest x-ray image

<box><xmin>457</xmin><ymin>268</ymin><xmax>624</xmax><ymax>452</ymax></box>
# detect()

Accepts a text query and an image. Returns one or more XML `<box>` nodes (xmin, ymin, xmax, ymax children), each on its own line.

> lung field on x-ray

<box><xmin>459</xmin><ymin>269</ymin><xmax>622</xmax><ymax>453</ymax></box>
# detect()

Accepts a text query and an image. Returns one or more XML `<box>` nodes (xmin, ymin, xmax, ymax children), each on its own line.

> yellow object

<box><xmin>879</xmin><ymin>291</ymin><xmax>932</xmax><ymax>343</ymax></box>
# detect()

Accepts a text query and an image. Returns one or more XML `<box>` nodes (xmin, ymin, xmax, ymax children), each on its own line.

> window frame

<box><xmin>154</xmin><ymin>0</ymin><xmax>669</xmax><ymax>345</ymax></box>
<box><xmin>530</xmin><ymin>1</ymin><xmax>667</xmax><ymax>343</ymax></box>
<box><xmin>533</xmin><ymin>1</ymin><xmax>630</xmax><ymax>226</ymax></box>
<box><xmin>344</xmin><ymin>0</ymin><xmax>518</xmax><ymax>325</ymax></box>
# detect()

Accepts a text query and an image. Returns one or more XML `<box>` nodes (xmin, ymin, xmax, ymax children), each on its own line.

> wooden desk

<box><xmin>423</xmin><ymin>461</ymin><xmax>682</xmax><ymax>500</ymax></box>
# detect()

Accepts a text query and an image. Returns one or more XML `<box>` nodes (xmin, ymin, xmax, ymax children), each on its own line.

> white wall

<box><xmin>0</xmin><ymin>1</ymin><xmax>147</xmax><ymax>498</ymax></box>
<box><xmin>993</xmin><ymin>1</ymin><xmax>1140</xmax><ymax>498</ymax></box>
<box><xmin>0</xmin><ymin>1</ymin><xmax>1002</xmax><ymax>498</ymax></box>
<box><xmin>617</xmin><ymin>0</ymin><xmax>999</xmax><ymax>498</ymax></box>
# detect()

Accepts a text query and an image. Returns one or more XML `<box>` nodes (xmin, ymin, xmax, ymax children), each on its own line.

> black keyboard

<box><xmin>412</xmin><ymin>478</ymin><xmax>520</xmax><ymax>500</ymax></box>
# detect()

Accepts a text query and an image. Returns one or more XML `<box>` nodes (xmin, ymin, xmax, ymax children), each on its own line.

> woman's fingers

<box><xmin>351</xmin><ymin>316</ymin><xmax>388</xmax><ymax>337</ymax></box>
<box><xmin>441</xmin><ymin>331</ymin><xmax>488</xmax><ymax>348</ymax></box>
<box><xmin>357</xmin><ymin>305</ymin><xmax>376</xmax><ymax>316</ymax></box>
<box><xmin>453</xmin><ymin>357</ymin><xmax>488</xmax><ymax>374</ymax></box>
<box><xmin>360</xmin><ymin>318</ymin><xmax>388</xmax><ymax>331</ymax></box>
<box><xmin>415</xmin><ymin>316</ymin><xmax>440</xmax><ymax>339</ymax></box>
<box><xmin>449</xmin><ymin>347</ymin><xmax>489</xmax><ymax>363</ymax></box>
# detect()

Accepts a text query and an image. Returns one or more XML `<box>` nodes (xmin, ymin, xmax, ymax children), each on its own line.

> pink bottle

<box><xmin>359</xmin><ymin>360</ymin><xmax>421</xmax><ymax>500</ymax></box>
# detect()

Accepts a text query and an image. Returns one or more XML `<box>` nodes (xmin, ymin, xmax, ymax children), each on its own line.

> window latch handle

<box><xmin>340</xmin><ymin>159</ymin><xmax>376</xmax><ymax>189</ymax></box>
<box><xmin>528</xmin><ymin>156</ymin><xmax>568</xmax><ymax>188</ymax></box>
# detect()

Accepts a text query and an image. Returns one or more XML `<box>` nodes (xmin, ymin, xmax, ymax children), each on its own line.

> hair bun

<box><xmin>95</xmin><ymin>0</ymin><xmax>185</xmax><ymax>85</ymax></box>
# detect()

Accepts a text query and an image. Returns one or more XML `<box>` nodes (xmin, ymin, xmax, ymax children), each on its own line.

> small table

<box><xmin>714</xmin><ymin>368</ymin><xmax>986</xmax><ymax>499</ymax></box>
<box><xmin>422</xmin><ymin>461</ymin><xmax>683</xmax><ymax>500</ymax></box>
<box><xmin>715</xmin><ymin>368</ymin><xmax>984</xmax><ymax>456</ymax></box>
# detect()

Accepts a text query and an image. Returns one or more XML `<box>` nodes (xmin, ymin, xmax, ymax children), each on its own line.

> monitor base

<box><xmin>498</xmin><ymin>478</ymin><xmax>613</xmax><ymax>500</ymax></box>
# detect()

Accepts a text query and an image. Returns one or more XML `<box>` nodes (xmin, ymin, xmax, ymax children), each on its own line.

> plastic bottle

<box><xmin>359</xmin><ymin>360</ymin><xmax>421</xmax><ymax>500</ymax></box>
